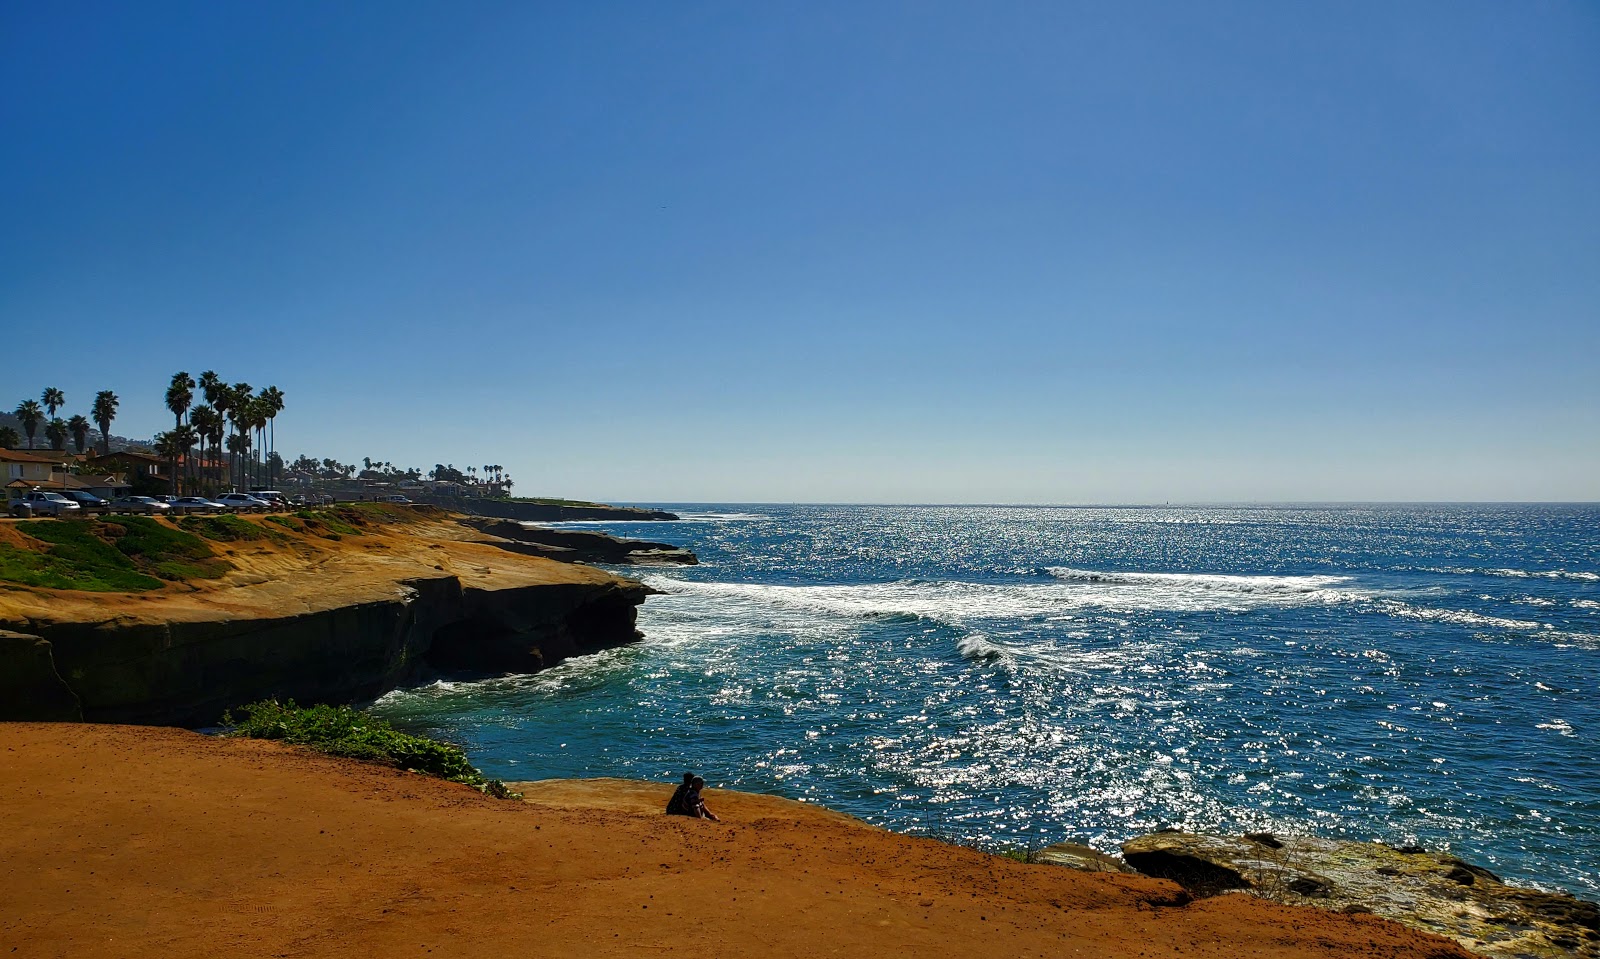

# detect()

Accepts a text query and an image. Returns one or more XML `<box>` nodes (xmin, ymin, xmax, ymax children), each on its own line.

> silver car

<box><xmin>216</xmin><ymin>493</ymin><xmax>271</xmax><ymax>512</ymax></box>
<box><xmin>170</xmin><ymin>496</ymin><xmax>227</xmax><ymax>514</ymax></box>
<box><xmin>11</xmin><ymin>490</ymin><xmax>82</xmax><ymax>517</ymax></box>
<box><xmin>111</xmin><ymin>496</ymin><xmax>171</xmax><ymax>514</ymax></box>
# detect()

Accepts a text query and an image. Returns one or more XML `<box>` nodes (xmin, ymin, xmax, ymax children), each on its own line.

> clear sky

<box><xmin>4</xmin><ymin>1</ymin><xmax>1597</xmax><ymax>503</ymax></box>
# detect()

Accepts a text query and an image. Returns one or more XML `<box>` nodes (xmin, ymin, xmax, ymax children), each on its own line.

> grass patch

<box><xmin>222</xmin><ymin>699</ymin><xmax>519</xmax><ymax>799</ymax></box>
<box><xmin>2</xmin><ymin>517</ymin><xmax>232</xmax><ymax>591</ymax></box>
<box><xmin>179</xmin><ymin>514</ymin><xmax>279</xmax><ymax>542</ymax></box>
<box><xmin>265</xmin><ymin>515</ymin><xmax>306</xmax><ymax>531</ymax></box>
<box><xmin>293</xmin><ymin>509</ymin><xmax>361</xmax><ymax>537</ymax></box>
<box><xmin>0</xmin><ymin>541</ymin><xmax>163</xmax><ymax>591</ymax></box>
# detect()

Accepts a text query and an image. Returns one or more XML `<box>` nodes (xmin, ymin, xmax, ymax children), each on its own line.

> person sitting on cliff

<box><xmin>685</xmin><ymin>775</ymin><xmax>720</xmax><ymax>822</ymax></box>
<box><xmin>665</xmin><ymin>772</ymin><xmax>695</xmax><ymax>816</ymax></box>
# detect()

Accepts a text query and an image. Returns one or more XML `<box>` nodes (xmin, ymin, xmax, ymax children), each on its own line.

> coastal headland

<box><xmin>0</xmin><ymin>722</ymin><xmax>1472</xmax><ymax>959</ymax></box>
<box><xmin>0</xmin><ymin>504</ymin><xmax>656</xmax><ymax>726</ymax></box>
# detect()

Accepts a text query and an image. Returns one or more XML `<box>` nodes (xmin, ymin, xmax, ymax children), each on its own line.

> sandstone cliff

<box><xmin>0</xmin><ymin>507</ymin><xmax>650</xmax><ymax>726</ymax></box>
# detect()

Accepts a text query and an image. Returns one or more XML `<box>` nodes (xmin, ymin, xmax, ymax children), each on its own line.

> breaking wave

<box><xmin>644</xmin><ymin>568</ymin><xmax>1373</xmax><ymax>625</ymax></box>
<box><xmin>1417</xmin><ymin>566</ymin><xmax>1600</xmax><ymax>583</ymax></box>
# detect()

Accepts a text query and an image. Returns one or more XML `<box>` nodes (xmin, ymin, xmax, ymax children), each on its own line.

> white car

<box><xmin>216</xmin><ymin>493</ymin><xmax>272</xmax><ymax>512</ymax></box>
<box><xmin>11</xmin><ymin>490</ymin><xmax>82</xmax><ymax>517</ymax></box>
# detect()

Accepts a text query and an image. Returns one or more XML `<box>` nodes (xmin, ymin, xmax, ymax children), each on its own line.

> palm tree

<box><xmin>190</xmin><ymin>405</ymin><xmax>221</xmax><ymax>493</ymax></box>
<box><xmin>173</xmin><ymin>424</ymin><xmax>197</xmax><ymax>494</ymax></box>
<box><xmin>204</xmin><ymin>410</ymin><xmax>225</xmax><ymax>494</ymax></box>
<box><xmin>261</xmin><ymin>386</ymin><xmax>284</xmax><ymax>485</ymax></box>
<box><xmin>198</xmin><ymin>372</ymin><xmax>225</xmax><ymax>487</ymax></box>
<box><xmin>246</xmin><ymin>393</ymin><xmax>269</xmax><ymax>487</ymax></box>
<box><xmin>0</xmin><ymin>426</ymin><xmax>19</xmax><ymax>449</ymax></box>
<box><xmin>226</xmin><ymin>433</ymin><xmax>251</xmax><ymax>491</ymax></box>
<box><xmin>42</xmin><ymin>387</ymin><xmax>65</xmax><ymax>420</ymax></box>
<box><xmin>67</xmin><ymin>415</ymin><xmax>91</xmax><ymax>454</ymax></box>
<box><xmin>45</xmin><ymin>418</ymin><xmax>69</xmax><ymax>451</ymax></box>
<box><xmin>228</xmin><ymin>383</ymin><xmax>252</xmax><ymax>488</ymax></box>
<box><xmin>92</xmin><ymin>391</ymin><xmax>119</xmax><ymax>455</ymax></box>
<box><xmin>199</xmin><ymin>371</ymin><xmax>225</xmax><ymax>409</ymax></box>
<box><xmin>166</xmin><ymin>372</ymin><xmax>195</xmax><ymax>494</ymax></box>
<box><xmin>154</xmin><ymin>430</ymin><xmax>185</xmax><ymax>496</ymax></box>
<box><xmin>14</xmin><ymin>400</ymin><xmax>43</xmax><ymax>449</ymax></box>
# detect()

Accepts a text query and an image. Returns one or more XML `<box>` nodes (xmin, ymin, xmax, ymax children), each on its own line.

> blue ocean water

<box><xmin>371</xmin><ymin>504</ymin><xmax>1600</xmax><ymax>898</ymax></box>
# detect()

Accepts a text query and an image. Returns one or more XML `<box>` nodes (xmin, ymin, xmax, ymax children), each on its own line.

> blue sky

<box><xmin>4</xmin><ymin>2</ymin><xmax>1596</xmax><ymax>502</ymax></box>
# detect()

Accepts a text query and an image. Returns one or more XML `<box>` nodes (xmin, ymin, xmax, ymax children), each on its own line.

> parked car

<box><xmin>171</xmin><ymin>496</ymin><xmax>227</xmax><ymax>514</ymax></box>
<box><xmin>111</xmin><ymin>496</ymin><xmax>171</xmax><ymax>514</ymax></box>
<box><xmin>381</xmin><ymin>494</ymin><xmax>412</xmax><ymax>504</ymax></box>
<box><xmin>216</xmin><ymin>492</ymin><xmax>271</xmax><ymax>512</ymax></box>
<box><xmin>10</xmin><ymin>490</ymin><xmax>82</xmax><ymax>517</ymax></box>
<box><xmin>59</xmin><ymin>490</ymin><xmax>110</xmax><ymax>513</ymax></box>
<box><xmin>247</xmin><ymin>489</ymin><xmax>291</xmax><ymax>510</ymax></box>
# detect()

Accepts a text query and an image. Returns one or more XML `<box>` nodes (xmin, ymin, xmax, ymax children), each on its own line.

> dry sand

<box><xmin>0</xmin><ymin>723</ymin><xmax>1469</xmax><ymax>959</ymax></box>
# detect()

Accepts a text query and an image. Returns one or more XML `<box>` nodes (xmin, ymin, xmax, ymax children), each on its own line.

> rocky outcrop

<box><xmin>1120</xmin><ymin>831</ymin><xmax>1598</xmax><ymax>959</ymax></box>
<box><xmin>0</xmin><ymin>573</ymin><xmax>649</xmax><ymax>728</ymax></box>
<box><xmin>1031</xmin><ymin>841</ymin><xmax>1139</xmax><ymax>874</ymax></box>
<box><xmin>427</xmin><ymin>579</ymin><xmax>650</xmax><ymax>674</ymax></box>
<box><xmin>465</xmin><ymin>518</ymin><xmax>698</xmax><ymax>566</ymax></box>
<box><xmin>419</xmin><ymin>497</ymin><xmax>678</xmax><ymax>522</ymax></box>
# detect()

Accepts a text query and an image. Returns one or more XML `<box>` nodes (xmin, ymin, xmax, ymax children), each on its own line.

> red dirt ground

<box><xmin>0</xmin><ymin>723</ymin><xmax>1470</xmax><ymax>959</ymax></box>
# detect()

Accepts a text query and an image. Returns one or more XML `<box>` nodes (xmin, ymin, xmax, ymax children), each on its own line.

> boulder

<box><xmin>1031</xmin><ymin>841</ymin><xmax>1138</xmax><ymax>874</ymax></box>
<box><xmin>1120</xmin><ymin>831</ymin><xmax>1598</xmax><ymax>959</ymax></box>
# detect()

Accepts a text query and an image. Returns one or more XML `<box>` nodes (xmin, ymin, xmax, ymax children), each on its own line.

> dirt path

<box><xmin>0</xmin><ymin>724</ymin><xmax>1469</xmax><ymax>959</ymax></box>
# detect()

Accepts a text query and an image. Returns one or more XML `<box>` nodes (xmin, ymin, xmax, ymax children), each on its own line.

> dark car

<box><xmin>59</xmin><ymin>490</ymin><xmax>110</xmax><ymax>512</ymax></box>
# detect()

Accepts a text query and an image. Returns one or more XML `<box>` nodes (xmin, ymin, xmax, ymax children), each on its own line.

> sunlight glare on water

<box><xmin>371</xmin><ymin>504</ymin><xmax>1600</xmax><ymax>898</ymax></box>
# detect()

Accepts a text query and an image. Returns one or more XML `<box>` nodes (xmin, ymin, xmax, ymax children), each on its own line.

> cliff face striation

<box><xmin>0</xmin><ymin>507</ymin><xmax>651</xmax><ymax>727</ymax></box>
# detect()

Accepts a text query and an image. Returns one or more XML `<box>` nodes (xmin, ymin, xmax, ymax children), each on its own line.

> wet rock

<box><xmin>1119</xmin><ymin>831</ymin><xmax>1597</xmax><ymax>959</ymax></box>
<box><xmin>465</xmin><ymin>519</ymin><xmax>698</xmax><ymax>566</ymax></box>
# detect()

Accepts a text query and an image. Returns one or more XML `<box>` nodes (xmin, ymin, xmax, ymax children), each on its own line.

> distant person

<box><xmin>685</xmin><ymin>775</ymin><xmax>720</xmax><ymax>822</ymax></box>
<box><xmin>665</xmin><ymin>772</ymin><xmax>694</xmax><ymax>816</ymax></box>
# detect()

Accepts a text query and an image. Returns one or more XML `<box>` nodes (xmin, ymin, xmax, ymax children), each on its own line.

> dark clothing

<box><xmin>665</xmin><ymin>782</ymin><xmax>692</xmax><ymax>816</ymax></box>
<box><xmin>684</xmin><ymin>786</ymin><xmax>706</xmax><ymax>818</ymax></box>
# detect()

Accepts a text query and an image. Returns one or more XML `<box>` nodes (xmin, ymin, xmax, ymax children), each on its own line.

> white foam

<box><xmin>1422</xmin><ymin>566</ymin><xmax>1600</xmax><ymax>583</ymax></box>
<box><xmin>955</xmin><ymin>634</ymin><xmax>1015</xmax><ymax>664</ymax></box>
<box><xmin>1371</xmin><ymin>600</ymin><xmax>1545</xmax><ymax>632</ymax></box>
<box><xmin>643</xmin><ymin>567</ymin><xmax>1371</xmax><ymax>627</ymax></box>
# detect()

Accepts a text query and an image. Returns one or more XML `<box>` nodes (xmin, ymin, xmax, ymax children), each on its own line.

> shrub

<box><xmin>179</xmin><ymin>514</ymin><xmax>279</xmax><ymax>542</ymax></box>
<box><xmin>221</xmin><ymin>699</ymin><xmax>519</xmax><ymax>799</ymax></box>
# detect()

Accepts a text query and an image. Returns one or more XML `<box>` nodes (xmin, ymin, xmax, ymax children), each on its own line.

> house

<box><xmin>87</xmin><ymin>451</ymin><xmax>172</xmax><ymax>493</ymax></box>
<box><xmin>2</xmin><ymin>449</ymin><xmax>130</xmax><ymax>501</ymax></box>
<box><xmin>3</xmin><ymin>449</ymin><xmax>62</xmax><ymax>485</ymax></box>
<box><xmin>3</xmin><ymin>450</ymin><xmax>65</xmax><ymax>502</ymax></box>
<box><xmin>67</xmin><ymin>473</ymin><xmax>132</xmax><ymax>500</ymax></box>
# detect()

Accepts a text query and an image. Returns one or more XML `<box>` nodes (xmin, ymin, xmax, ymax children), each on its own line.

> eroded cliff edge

<box><xmin>0</xmin><ymin>507</ymin><xmax>651</xmax><ymax>726</ymax></box>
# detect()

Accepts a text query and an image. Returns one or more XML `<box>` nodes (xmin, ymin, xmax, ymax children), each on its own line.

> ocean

<box><xmin>370</xmin><ymin>504</ymin><xmax>1600</xmax><ymax>898</ymax></box>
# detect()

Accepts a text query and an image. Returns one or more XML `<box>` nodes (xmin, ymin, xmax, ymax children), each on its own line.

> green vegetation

<box><xmin>179</xmin><ymin>514</ymin><xmax>282</xmax><ymax>543</ymax></box>
<box><xmin>0</xmin><ymin>518</ymin><xmax>231</xmax><ymax>591</ymax></box>
<box><xmin>292</xmin><ymin>509</ymin><xmax>360</xmax><ymax>537</ymax></box>
<box><xmin>222</xmin><ymin>699</ymin><xmax>519</xmax><ymax>799</ymax></box>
